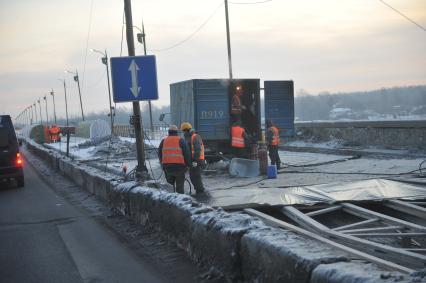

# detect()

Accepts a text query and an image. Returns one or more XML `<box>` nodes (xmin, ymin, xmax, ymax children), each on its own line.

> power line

<box><xmin>229</xmin><ymin>0</ymin><xmax>273</xmax><ymax>4</ymax></box>
<box><xmin>82</xmin><ymin>0</ymin><xmax>95</xmax><ymax>90</ymax></box>
<box><xmin>148</xmin><ymin>1</ymin><xmax>224</xmax><ymax>52</ymax></box>
<box><xmin>120</xmin><ymin>8</ymin><xmax>125</xmax><ymax>56</ymax></box>
<box><xmin>378</xmin><ymin>0</ymin><xmax>426</xmax><ymax>32</ymax></box>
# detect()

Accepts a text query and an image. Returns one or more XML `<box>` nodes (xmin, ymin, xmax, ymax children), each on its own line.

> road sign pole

<box><xmin>224</xmin><ymin>0</ymin><xmax>233</xmax><ymax>79</ymax></box>
<box><xmin>124</xmin><ymin>0</ymin><xmax>148</xmax><ymax>177</ymax></box>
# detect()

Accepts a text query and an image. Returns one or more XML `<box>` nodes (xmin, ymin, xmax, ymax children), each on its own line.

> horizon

<box><xmin>1</xmin><ymin>0</ymin><xmax>425</xmax><ymax>119</ymax></box>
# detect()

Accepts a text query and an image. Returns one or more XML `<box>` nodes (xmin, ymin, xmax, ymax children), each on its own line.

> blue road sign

<box><xmin>110</xmin><ymin>55</ymin><xmax>159</xmax><ymax>103</ymax></box>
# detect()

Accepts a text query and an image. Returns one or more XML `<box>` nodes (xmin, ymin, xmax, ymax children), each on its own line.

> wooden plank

<box><xmin>385</xmin><ymin>200</ymin><xmax>426</xmax><ymax>219</ymax></box>
<box><xmin>333</xmin><ymin>218</ymin><xmax>379</xmax><ymax>231</ymax></box>
<box><xmin>244</xmin><ymin>208</ymin><xmax>414</xmax><ymax>274</ymax></box>
<box><xmin>282</xmin><ymin>206</ymin><xmax>330</xmax><ymax>231</ymax></box>
<box><xmin>305</xmin><ymin>205</ymin><xmax>342</xmax><ymax>217</ymax></box>
<box><xmin>280</xmin><ymin>206</ymin><xmax>426</xmax><ymax>270</ymax></box>
<box><xmin>341</xmin><ymin>226</ymin><xmax>403</xmax><ymax>234</ymax></box>
<box><xmin>349</xmin><ymin>232</ymin><xmax>426</xmax><ymax>238</ymax></box>
<box><xmin>341</xmin><ymin>203</ymin><xmax>426</xmax><ymax>232</ymax></box>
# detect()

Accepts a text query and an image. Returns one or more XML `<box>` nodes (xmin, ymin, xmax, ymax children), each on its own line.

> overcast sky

<box><xmin>0</xmin><ymin>0</ymin><xmax>425</xmax><ymax>120</ymax></box>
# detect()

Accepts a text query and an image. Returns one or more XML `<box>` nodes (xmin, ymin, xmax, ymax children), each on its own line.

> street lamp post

<box><xmin>43</xmin><ymin>95</ymin><xmax>49</xmax><ymax>125</ymax></box>
<box><xmin>58</xmin><ymin>79</ymin><xmax>69</xmax><ymax>126</ymax></box>
<box><xmin>29</xmin><ymin>105</ymin><xmax>33</xmax><ymax>125</ymax></box>
<box><xmin>33</xmin><ymin>103</ymin><xmax>38</xmax><ymax>123</ymax></box>
<box><xmin>136</xmin><ymin>22</ymin><xmax>154</xmax><ymax>136</ymax></box>
<box><xmin>37</xmin><ymin>99</ymin><xmax>43</xmax><ymax>124</ymax></box>
<box><xmin>50</xmin><ymin>89</ymin><xmax>57</xmax><ymax>124</ymax></box>
<box><xmin>65</xmin><ymin>69</ymin><xmax>85</xmax><ymax>121</ymax></box>
<box><xmin>89</xmin><ymin>48</ymin><xmax>114</xmax><ymax>133</ymax></box>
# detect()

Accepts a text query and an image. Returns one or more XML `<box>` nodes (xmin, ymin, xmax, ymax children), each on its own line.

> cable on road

<box><xmin>82</xmin><ymin>0</ymin><xmax>95</xmax><ymax>91</ymax></box>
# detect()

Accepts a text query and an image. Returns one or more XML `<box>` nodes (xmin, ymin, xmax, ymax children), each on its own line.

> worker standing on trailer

<box><xmin>158</xmin><ymin>125</ymin><xmax>191</xmax><ymax>194</ymax></box>
<box><xmin>266</xmin><ymin>119</ymin><xmax>281</xmax><ymax>170</ymax></box>
<box><xmin>181</xmin><ymin>122</ymin><xmax>206</xmax><ymax>194</ymax></box>
<box><xmin>231</xmin><ymin>85</ymin><xmax>246</xmax><ymax>123</ymax></box>
<box><xmin>231</xmin><ymin>121</ymin><xmax>248</xmax><ymax>158</ymax></box>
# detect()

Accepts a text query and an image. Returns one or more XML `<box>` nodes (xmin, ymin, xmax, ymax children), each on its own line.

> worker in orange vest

<box><xmin>49</xmin><ymin>125</ymin><xmax>61</xmax><ymax>143</ymax></box>
<box><xmin>231</xmin><ymin>121</ymin><xmax>248</xmax><ymax>158</ymax></box>
<box><xmin>266</xmin><ymin>119</ymin><xmax>281</xmax><ymax>169</ymax></box>
<box><xmin>181</xmin><ymin>122</ymin><xmax>206</xmax><ymax>194</ymax></box>
<box><xmin>158</xmin><ymin>125</ymin><xmax>191</xmax><ymax>194</ymax></box>
<box><xmin>231</xmin><ymin>85</ymin><xmax>246</xmax><ymax>123</ymax></box>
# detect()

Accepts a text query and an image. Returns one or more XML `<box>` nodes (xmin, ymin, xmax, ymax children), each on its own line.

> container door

<box><xmin>195</xmin><ymin>80</ymin><xmax>229</xmax><ymax>141</ymax></box>
<box><xmin>264</xmin><ymin>81</ymin><xmax>294</xmax><ymax>136</ymax></box>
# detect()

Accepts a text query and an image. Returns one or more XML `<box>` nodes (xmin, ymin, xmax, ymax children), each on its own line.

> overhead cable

<box><xmin>148</xmin><ymin>1</ymin><xmax>224</xmax><ymax>52</ymax></box>
<box><xmin>378</xmin><ymin>0</ymin><xmax>426</xmax><ymax>32</ymax></box>
<box><xmin>229</xmin><ymin>0</ymin><xmax>273</xmax><ymax>4</ymax></box>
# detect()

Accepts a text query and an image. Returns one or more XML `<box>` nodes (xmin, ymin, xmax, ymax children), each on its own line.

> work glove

<box><xmin>192</xmin><ymin>161</ymin><xmax>198</xmax><ymax>168</ymax></box>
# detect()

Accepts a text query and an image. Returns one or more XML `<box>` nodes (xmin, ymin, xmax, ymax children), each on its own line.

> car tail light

<box><xmin>16</xmin><ymin>153</ymin><xmax>23</xmax><ymax>167</ymax></box>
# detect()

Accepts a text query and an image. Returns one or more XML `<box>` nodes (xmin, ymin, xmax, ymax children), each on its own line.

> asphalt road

<box><xmin>0</xmin><ymin>162</ymin><xmax>169</xmax><ymax>283</ymax></box>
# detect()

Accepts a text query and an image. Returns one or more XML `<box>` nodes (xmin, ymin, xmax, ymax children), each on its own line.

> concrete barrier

<box><xmin>294</xmin><ymin>120</ymin><xmax>426</xmax><ymax>149</ymax></box>
<box><xmin>24</xmin><ymin>138</ymin><xmax>415</xmax><ymax>282</ymax></box>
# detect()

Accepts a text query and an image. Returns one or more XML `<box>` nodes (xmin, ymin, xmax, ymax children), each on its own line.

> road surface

<box><xmin>0</xmin><ymin>161</ymin><xmax>172</xmax><ymax>283</ymax></box>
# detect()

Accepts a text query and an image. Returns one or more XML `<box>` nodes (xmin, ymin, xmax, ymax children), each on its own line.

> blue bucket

<box><xmin>267</xmin><ymin>165</ymin><xmax>277</xmax><ymax>179</ymax></box>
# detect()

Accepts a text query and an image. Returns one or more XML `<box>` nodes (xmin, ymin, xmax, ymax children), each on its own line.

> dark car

<box><xmin>0</xmin><ymin>115</ymin><xmax>24</xmax><ymax>187</ymax></box>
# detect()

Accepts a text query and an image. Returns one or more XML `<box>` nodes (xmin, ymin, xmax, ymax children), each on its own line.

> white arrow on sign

<box><xmin>128</xmin><ymin>60</ymin><xmax>141</xmax><ymax>98</ymax></box>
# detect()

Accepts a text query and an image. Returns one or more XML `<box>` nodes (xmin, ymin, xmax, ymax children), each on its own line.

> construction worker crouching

<box><xmin>266</xmin><ymin>119</ymin><xmax>281</xmax><ymax>170</ymax></box>
<box><xmin>158</xmin><ymin>125</ymin><xmax>191</xmax><ymax>194</ymax></box>
<box><xmin>231</xmin><ymin>121</ymin><xmax>249</xmax><ymax>158</ymax></box>
<box><xmin>181</xmin><ymin>122</ymin><xmax>206</xmax><ymax>194</ymax></box>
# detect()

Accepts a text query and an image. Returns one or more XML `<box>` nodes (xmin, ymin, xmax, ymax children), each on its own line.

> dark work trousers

<box><xmin>233</xmin><ymin>147</ymin><xmax>247</xmax><ymax>159</ymax></box>
<box><xmin>164</xmin><ymin>167</ymin><xmax>187</xmax><ymax>194</ymax></box>
<box><xmin>189</xmin><ymin>165</ymin><xmax>205</xmax><ymax>192</ymax></box>
<box><xmin>268</xmin><ymin>146</ymin><xmax>281</xmax><ymax>169</ymax></box>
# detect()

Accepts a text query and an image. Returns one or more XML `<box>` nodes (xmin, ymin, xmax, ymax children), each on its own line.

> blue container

<box><xmin>264</xmin><ymin>80</ymin><xmax>295</xmax><ymax>137</ymax></box>
<box><xmin>267</xmin><ymin>165</ymin><xmax>277</xmax><ymax>179</ymax></box>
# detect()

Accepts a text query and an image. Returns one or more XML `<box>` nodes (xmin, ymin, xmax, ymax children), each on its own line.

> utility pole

<box><xmin>124</xmin><ymin>0</ymin><xmax>148</xmax><ymax>177</ymax></box>
<box><xmin>38</xmin><ymin>99</ymin><xmax>43</xmax><ymax>124</ymax></box>
<box><xmin>59</xmin><ymin>79</ymin><xmax>69</xmax><ymax>126</ymax></box>
<box><xmin>50</xmin><ymin>89</ymin><xmax>57</xmax><ymax>124</ymax></box>
<box><xmin>140</xmin><ymin>21</ymin><xmax>155</xmax><ymax>136</ymax></box>
<box><xmin>224</xmin><ymin>0</ymin><xmax>233</xmax><ymax>79</ymax></box>
<box><xmin>43</xmin><ymin>95</ymin><xmax>49</xmax><ymax>125</ymax></box>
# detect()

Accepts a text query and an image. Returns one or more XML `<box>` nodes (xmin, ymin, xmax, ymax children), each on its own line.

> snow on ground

<box><xmin>43</xmin><ymin>134</ymin><xmax>426</xmax><ymax>205</ymax></box>
<box><xmin>45</xmin><ymin>137</ymin><xmax>96</xmax><ymax>160</ymax></box>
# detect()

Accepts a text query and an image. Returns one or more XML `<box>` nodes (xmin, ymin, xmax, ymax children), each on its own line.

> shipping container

<box><xmin>170</xmin><ymin>79</ymin><xmax>294</xmax><ymax>157</ymax></box>
<box><xmin>170</xmin><ymin>79</ymin><xmax>261</xmax><ymax>155</ymax></box>
<box><xmin>264</xmin><ymin>80</ymin><xmax>295</xmax><ymax>136</ymax></box>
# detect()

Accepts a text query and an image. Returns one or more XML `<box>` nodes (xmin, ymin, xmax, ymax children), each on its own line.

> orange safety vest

<box><xmin>162</xmin><ymin>136</ymin><xmax>185</xmax><ymax>164</ymax></box>
<box><xmin>270</xmin><ymin>126</ymin><xmax>280</xmax><ymax>146</ymax></box>
<box><xmin>50</xmin><ymin>126</ymin><xmax>60</xmax><ymax>141</ymax></box>
<box><xmin>231</xmin><ymin>126</ymin><xmax>245</xmax><ymax>148</ymax></box>
<box><xmin>191</xmin><ymin>134</ymin><xmax>205</xmax><ymax>160</ymax></box>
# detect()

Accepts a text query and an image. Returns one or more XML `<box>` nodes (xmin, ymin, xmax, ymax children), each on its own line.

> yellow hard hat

<box><xmin>180</xmin><ymin>122</ymin><xmax>192</xmax><ymax>131</ymax></box>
